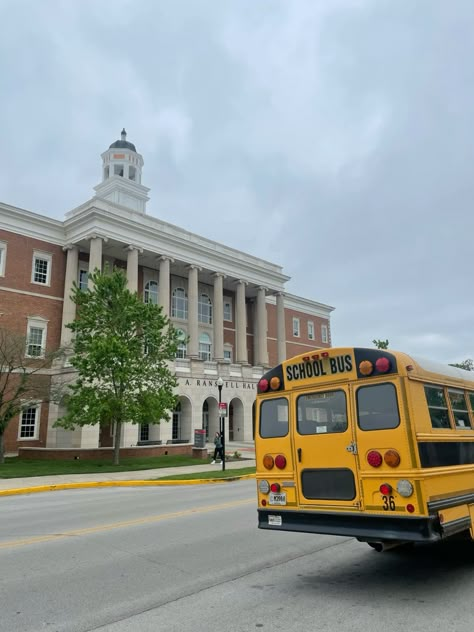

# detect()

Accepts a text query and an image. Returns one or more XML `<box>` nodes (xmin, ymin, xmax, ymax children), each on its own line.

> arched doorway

<box><xmin>228</xmin><ymin>398</ymin><xmax>244</xmax><ymax>441</ymax></box>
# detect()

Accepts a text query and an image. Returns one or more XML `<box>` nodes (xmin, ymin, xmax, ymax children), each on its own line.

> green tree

<box><xmin>56</xmin><ymin>267</ymin><xmax>179</xmax><ymax>465</ymax></box>
<box><xmin>449</xmin><ymin>359</ymin><xmax>474</xmax><ymax>371</ymax></box>
<box><xmin>0</xmin><ymin>328</ymin><xmax>61</xmax><ymax>464</ymax></box>
<box><xmin>373</xmin><ymin>339</ymin><xmax>389</xmax><ymax>350</ymax></box>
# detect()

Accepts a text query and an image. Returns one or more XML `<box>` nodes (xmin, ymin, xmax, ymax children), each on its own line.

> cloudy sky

<box><xmin>1</xmin><ymin>0</ymin><xmax>473</xmax><ymax>364</ymax></box>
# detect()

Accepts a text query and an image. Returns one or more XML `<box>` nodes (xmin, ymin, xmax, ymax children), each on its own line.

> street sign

<box><xmin>218</xmin><ymin>402</ymin><xmax>228</xmax><ymax>417</ymax></box>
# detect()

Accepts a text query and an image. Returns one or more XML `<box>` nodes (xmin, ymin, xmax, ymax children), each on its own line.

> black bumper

<box><xmin>258</xmin><ymin>508</ymin><xmax>442</xmax><ymax>542</ymax></box>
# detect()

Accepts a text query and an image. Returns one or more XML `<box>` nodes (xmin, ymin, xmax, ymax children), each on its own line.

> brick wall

<box><xmin>18</xmin><ymin>444</ymin><xmax>209</xmax><ymax>460</ymax></box>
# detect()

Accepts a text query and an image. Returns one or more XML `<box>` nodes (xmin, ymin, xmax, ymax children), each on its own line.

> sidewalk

<box><xmin>0</xmin><ymin>441</ymin><xmax>256</xmax><ymax>497</ymax></box>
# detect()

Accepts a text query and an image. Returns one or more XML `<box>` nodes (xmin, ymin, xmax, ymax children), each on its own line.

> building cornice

<box><xmin>266</xmin><ymin>292</ymin><xmax>335</xmax><ymax>318</ymax></box>
<box><xmin>64</xmin><ymin>200</ymin><xmax>291</xmax><ymax>290</ymax></box>
<box><xmin>0</xmin><ymin>202</ymin><xmax>64</xmax><ymax>245</ymax></box>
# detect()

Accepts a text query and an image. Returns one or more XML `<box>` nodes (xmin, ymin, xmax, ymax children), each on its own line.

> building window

<box><xmin>308</xmin><ymin>321</ymin><xmax>314</xmax><ymax>340</ymax></box>
<box><xmin>198</xmin><ymin>293</ymin><xmax>212</xmax><ymax>324</ymax></box>
<box><xmin>176</xmin><ymin>329</ymin><xmax>187</xmax><ymax>359</ymax></box>
<box><xmin>19</xmin><ymin>405</ymin><xmax>40</xmax><ymax>439</ymax></box>
<box><xmin>224</xmin><ymin>299</ymin><xmax>232</xmax><ymax>322</ymax></box>
<box><xmin>114</xmin><ymin>164</ymin><xmax>124</xmax><ymax>177</ymax></box>
<box><xmin>129</xmin><ymin>166</ymin><xmax>136</xmax><ymax>181</ymax></box>
<box><xmin>172</xmin><ymin>287</ymin><xmax>188</xmax><ymax>320</ymax></box>
<box><xmin>0</xmin><ymin>241</ymin><xmax>6</xmax><ymax>276</ymax></box>
<box><xmin>78</xmin><ymin>269</ymin><xmax>88</xmax><ymax>291</ymax></box>
<box><xmin>224</xmin><ymin>346</ymin><xmax>232</xmax><ymax>362</ymax></box>
<box><xmin>32</xmin><ymin>251</ymin><xmax>52</xmax><ymax>286</ymax></box>
<box><xmin>321</xmin><ymin>324</ymin><xmax>328</xmax><ymax>344</ymax></box>
<box><xmin>199</xmin><ymin>332</ymin><xmax>212</xmax><ymax>361</ymax></box>
<box><xmin>293</xmin><ymin>317</ymin><xmax>300</xmax><ymax>337</ymax></box>
<box><xmin>139</xmin><ymin>424</ymin><xmax>150</xmax><ymax>441</ymax></box>
<box><xmin>26</xmin><ymin>318</ymin><xmax>48</xmax><ymax>357</ymax></box>
<box><xmin>103</xmin><ymin>166</ymin><xmax>110</xmax><ymax>179</ymax></box>
<box><xmin>144</xmin><ymin>280</ymin><xmax>159</xmax><ymax>305</ymax></box>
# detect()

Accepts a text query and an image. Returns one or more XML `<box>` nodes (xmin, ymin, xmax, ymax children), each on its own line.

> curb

<box><xmin>0</xmin><ymin>473</ymin><xmax>256</xmax><ymax>497</ymax></box>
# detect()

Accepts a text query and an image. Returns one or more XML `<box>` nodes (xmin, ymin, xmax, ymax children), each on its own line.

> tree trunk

<box><xmin>0</xmin><ymin>431</ymin><xmax>4</xmax><ymax>464</ymax></box>
<box><xmin>113</xmin><ymin>420</ymin><xmax>122</xmax><ymax>465</ymax></box>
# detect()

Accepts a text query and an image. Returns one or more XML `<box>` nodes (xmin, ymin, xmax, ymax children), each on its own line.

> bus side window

<box><xmin>448</xmin><ymin>389</ymin><xmax>472</xmax><ymax>429</ymax></box>
<box><xmin>424</xmin><ymin>385</ymin><xmax>451</xmax><ymax>429</ymax></box>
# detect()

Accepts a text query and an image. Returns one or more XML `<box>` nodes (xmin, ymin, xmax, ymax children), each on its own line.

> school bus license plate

<box><xmin>269</xmin><ymin>492</ymin><xmax>287</xmax><ymax>505</ymax></box>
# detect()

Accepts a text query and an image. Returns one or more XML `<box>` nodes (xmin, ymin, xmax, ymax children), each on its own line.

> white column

<box><xmin>123</xmin><ymin>245</ymin><xmax>143</xmax><ymax>447</ymax></box>
<box><xmin>255</xmin><ymin>286</ymin><xmax>268</xmax><ymax>367</ymax></box>
<box><xmin>126</xmin><ymin>245</ymin><xmax>142</xmax><ymax>292</ymax></box>
<box><xmin>276</xmin><ymin>292</ymin><xmax>286</xmax><ymax>363</ymax></box>
<box><xmin>88</xmin><ymin>236</ymin><xmax>104</xmax><ymax>288</ymax></box>
<box><xmin>213</xmin><ymin>273</ymin><xmax>225</xmax><ymax>361</ymax></box>
<box><xmin>187</xmin><ymin>265</ymin><xmax>200</xmax><ymax>358</ymax></box>
<box><xmin>60</xmin><ymin>244</ymin><xmax>78</xmax><ymax>348</ymax></box>
<box><xmin>80</xmin><ymin>424</ymin><xmax>100</xmax><ymax>448</ymax></box>
<box><xmin>159</xmin><ymin>256</ymin><xmax>173</xmax><ymax>318</ymax></box>
<box><xmin>235</xmin><ymin>280</ymin><xmax>248</xmax><ymax>364</ymax></box>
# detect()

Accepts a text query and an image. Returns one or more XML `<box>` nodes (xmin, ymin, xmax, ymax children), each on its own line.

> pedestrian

<box><xmin>211</xmin><ymin>431</ymin><xmax>223</xmax><ymax>463</ymax></box>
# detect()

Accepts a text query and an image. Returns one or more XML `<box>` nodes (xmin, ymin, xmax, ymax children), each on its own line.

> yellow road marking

<box><xmin>0</xmin><ymin>498</ymin><xmax>254</xmax><ymax>550</ymax></box>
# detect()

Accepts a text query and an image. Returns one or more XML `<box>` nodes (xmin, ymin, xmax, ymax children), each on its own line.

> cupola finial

<box><xmin>121</xmin><ymin>128</ymin><xmax>127</xmax><ymax>140</ymax></box>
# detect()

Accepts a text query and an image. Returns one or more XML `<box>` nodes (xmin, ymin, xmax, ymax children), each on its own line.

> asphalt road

<box><xmin>0</xmin><ymin>481</ymin><xmax>473</xmax><ymax>632</ymax></box>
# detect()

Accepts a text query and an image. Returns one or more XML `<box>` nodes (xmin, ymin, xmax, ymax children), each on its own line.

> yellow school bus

<box><xmin>255</xmin><ymin>347</ymin><xmax>474</xmax><ymax>551</ymax></box>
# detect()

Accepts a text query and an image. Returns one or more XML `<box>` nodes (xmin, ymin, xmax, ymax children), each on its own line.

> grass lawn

<box><xmin>0</xmin><ymin>455</ymin><xmax>215</xmax><ymax>479</ymax></box>
<box><xmin>157</xmin><ymin>466</ymin><xmax>256</xmax><ymax>481</ymax></box>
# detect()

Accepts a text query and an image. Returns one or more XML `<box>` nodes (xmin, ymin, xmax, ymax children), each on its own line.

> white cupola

<box><xmin>94</xmin><ymin>129</ymin><xmax>150</xmax><ymax>213</ymax></box>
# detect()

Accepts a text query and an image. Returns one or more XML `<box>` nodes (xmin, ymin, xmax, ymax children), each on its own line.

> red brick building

<box><xmin>0</xmin><ymin>130</ymin><xmax>334</xmax><ymax>454</ymax></box>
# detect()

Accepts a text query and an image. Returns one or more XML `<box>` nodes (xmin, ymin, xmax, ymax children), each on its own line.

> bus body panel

<box><xmin>256</xmin><ymin>347</ymin><xmax>474</xmax><ymax>545</ymax></box>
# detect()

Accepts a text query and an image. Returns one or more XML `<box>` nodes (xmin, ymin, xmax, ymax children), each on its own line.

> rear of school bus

<box><xmin>256</xmin><ymin>347</ymin><xmax>453</xmax><ymax>550</ymax></box>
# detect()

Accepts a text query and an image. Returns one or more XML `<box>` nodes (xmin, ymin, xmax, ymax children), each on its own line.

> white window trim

<box><xmin>31</xmin><ymin>250</ymin><xmax>52</xmax><ymax>286</ymax></box>
<box><xmin>293</xmin><ymin>317</ymin><xmax>300</xmax><ymax>338</ymax></box>
<box><xmin>26</xmin><ymin>316</ymin><xmax>48</xmax><ymax>358</ymax></box>
<box><xmin>0</xmin><ymin>241</ymin><xmax>6</xmax><ymax>277</ymax></box>
<box><xmin>308</xmin><ymin>321</ymin><xmax>314</xmax><ymax>340</ymax></box>
<box><xmin>18</xmin><ymin>402</ymin><xmax>41</xmax><ymax>441</ymax></box>
<box><xmin>321</xmin><ymin>324</ymin><xmax>329</xmax><ymax>344</ymax></box>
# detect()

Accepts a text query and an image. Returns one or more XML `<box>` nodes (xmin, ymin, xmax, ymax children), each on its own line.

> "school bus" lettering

<box><xmin>286</xmin><ymin>354</ymin><xmax>353</xmax><ymax>382</ymax></box>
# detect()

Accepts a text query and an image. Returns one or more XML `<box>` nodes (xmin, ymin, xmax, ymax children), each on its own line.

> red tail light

<box><xmin>275</xmin><ymin>454</ymin><xmax>287</xmax><ymax>469</ymax></box>
<box><xmin>367</xmin><ymin>450</ymin><xmax>383</xmax><ymax>467</ymax></box>
<box><xmin>379</xmin><ymin>483</ymin><xmax>392</xmax><ymax>495</ymax></box>
<box><xmin>258</xmin><ymin>378</ymin><xmax>269</xmax><ymax>393</ymax></box>
<box><xmin>375</xmin><ymin>357</ymin><xmax>391</xmax><ymax>373</ymax></box>
<box><xmin>270</xmin><ymin>483</ymin><xmax>280</xmax><ymax>493</ymax></box>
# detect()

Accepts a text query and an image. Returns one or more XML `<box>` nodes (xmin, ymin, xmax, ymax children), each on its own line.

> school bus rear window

<box><xmin>260</xmin><ymin>398</ymin><xmax>289</xmax><ymax>438</ymax></box>
<box><xmin>297</xmin><ymin>390</ymin><xmax>347</xmax><ymax>435</ymax></box>
<box><xmin>356</xmin><ymin>383</ymin><xmax>400</xmax><ymax>430</ymax></box>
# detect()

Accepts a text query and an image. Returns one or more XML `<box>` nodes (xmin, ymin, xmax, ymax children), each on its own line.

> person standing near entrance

<box><xmin>211</xmin><ymin>431</ymin><xmax>223</xmax><ymax>463</ymax></box>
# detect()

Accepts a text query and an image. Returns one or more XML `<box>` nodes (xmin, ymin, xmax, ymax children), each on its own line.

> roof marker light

<box><xmin>258</xmin><ymin>378</ymin><xmax>269</xmax><ymax>393</ymax></box>
<box><xmin>311</xmin><ymin>354</ymin><xmax>320</xmax><ymax>360</ymax></box>
<box><xmin>322</xmin><ymin>352</ymin><xmax>329</xmax><ymax>358</ymax></box>
<box><xmin>359</xmin><ymin>360</ymin><xmax>374</xmax><ymax>376</ymax></box>
<box><xmin>270</xmin><ymin>376</ymin><xmax>281</xmax><ymax>390</ymax></box>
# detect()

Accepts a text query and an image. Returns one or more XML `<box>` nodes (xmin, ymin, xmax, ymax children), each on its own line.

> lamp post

<box><xmin>217</xmin><ymin>377</ymin><xmax>225</xmax><ymax>471</ymax></box>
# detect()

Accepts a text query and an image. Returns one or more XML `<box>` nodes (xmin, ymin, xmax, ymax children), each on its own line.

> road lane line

<box><xmin>0</xmin><ymin>497</ymin><xmax>254</xmax><ymax>550</ymax></box>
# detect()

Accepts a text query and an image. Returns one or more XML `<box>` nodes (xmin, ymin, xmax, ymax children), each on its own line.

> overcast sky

<box><xmin>1</xmin><ymin>0</ymin><xmax>473</xmax><ymax>364</ymax></box>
